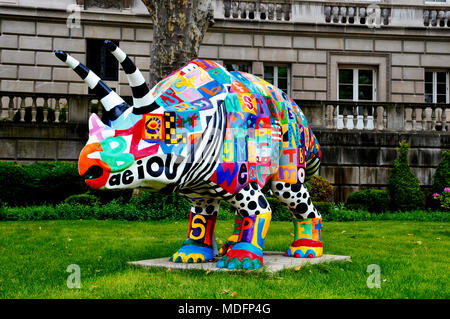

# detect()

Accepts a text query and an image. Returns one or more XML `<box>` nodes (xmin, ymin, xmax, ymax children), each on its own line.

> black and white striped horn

<box><xmin>54</xmin><ymin>50</ymin><xmax>130</xmax><ymax>123</ymax></box>
<box><xmin>104</xmin><ymin>40</ymin><xmax>159</xmax><ymax>115</ymax></box>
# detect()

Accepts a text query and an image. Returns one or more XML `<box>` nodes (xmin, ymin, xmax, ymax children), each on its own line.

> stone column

<box><xmin>68</xmin><ymin>96</ymin><xmax>89</xmax><ymax>124</ymax></box>
<box><xmin>386</xmin><ymin>103</ymin><xmax>405</xmax><ymax>131</ymax></box>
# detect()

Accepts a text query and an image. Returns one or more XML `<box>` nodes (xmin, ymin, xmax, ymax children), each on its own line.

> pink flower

<box><xmin>444</xmin><ymin>187</ymin><xmax>450</xmax><ymax>193</ymax></box>
<box><xmin>432</xmin><ymin>193</ymin><xmax>439</xmax><ymax>198</ymax></box>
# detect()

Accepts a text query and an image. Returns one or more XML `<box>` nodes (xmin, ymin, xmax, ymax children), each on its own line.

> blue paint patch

<box><xmin>231</xmin><ymin>242</ymin><xmax>263</xmax><ymax>257</ymax></box>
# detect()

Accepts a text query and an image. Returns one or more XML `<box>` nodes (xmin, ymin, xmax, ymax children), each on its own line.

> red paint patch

<box><xmin>291</xmin><ymin>239</ymin><xmax>323</xmax><ymax>248</ymax></box>
<box><xmin>224</xmin><ymin>249</ymin><xmax>263</xmax><ymax>264</ymax></box>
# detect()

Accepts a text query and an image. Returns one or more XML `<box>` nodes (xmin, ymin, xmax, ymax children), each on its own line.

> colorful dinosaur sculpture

<box><xmin>54</xmin><ymin>40</ymin><xmax>323</xmax><ymax>270</ymax></box>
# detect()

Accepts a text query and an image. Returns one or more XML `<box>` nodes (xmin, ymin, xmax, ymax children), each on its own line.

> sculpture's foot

<box><xmin>285</xmin><ymin>239</ymin><xmax>323</xmax><ymax>258</ymax></box>
<box><xmin>218</xmin><ymin>234</ymin><xmax>238</xmax><ymax>256</ymax></box>
<box><xmin>169</xmin><ymin>239</ymin><xmax>214</xmax><ymax>263</ymax></box>
<box><xmin>217</xmin><ymin>242</ymin><xmax>263</xmax><ymax>270</ymax></box>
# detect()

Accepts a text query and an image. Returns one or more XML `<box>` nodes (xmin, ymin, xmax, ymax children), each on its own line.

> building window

<box><xmin>338</xmin><ymin>68</ymin><xmax>375</xmax><ymax>101</ymax></box>
<box><xmin>424</xmin><ymin>0</ymin><xmax>448</xmax><ymax>3</ymax></box>
<box><xmin>263</xmin><ymin>65</ymin><xmax>290</xmax><ymax>94</ymax></box>
<box><xmin>224</xmin><ymin>62</ymin><xmax>252</xmax><ymax>73</ymax></box>
<box><xmin>425</xmin><ymin>70</ymin><xmax>449</xmax><ymax>103</ymax></box>
<box><xmin>338</xmin><ymin>66</ymin><xmax>377</xmax><ymax>129</ymax></box>
<box><xmin>77</xmin><ymin>0</ymin><xmax>131</xmax><ymax>9</ymax></box>
<box><xmin>86</xmin><ymin>39</ymin><xmax>119</xmax><ymax>82</ymax></box>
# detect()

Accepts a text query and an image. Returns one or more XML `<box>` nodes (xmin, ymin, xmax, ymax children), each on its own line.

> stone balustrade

<box><xmin>222</xmin><ymin>0</ymin><xmax>292</xmax><ymax>21</ymax></box>
<box><xmin>423</xmin><ymin>9</ymin><xmax>450</xmax><ymax>27</ymax></box>
<box><xmin>217</xmin><ymin>0</ymin><xmax>450</xmax><ymax>28</ymax></box>
<box><xmin>298</xmin><ymin>100</ymin><xmax>449</xmax><ymax>132</ymax></box>
<box><xmin>1</xmin><ymin>91</ymin><xmax>448</xmax><ymax>133</ymax></box>
<box><xmin>323</xmin><ymin>4</ymin><xmax>391</xmax><ymax>27</ymax></box>
<box><xmin>0</xmin><ymin>91</ymin><xmax>99</xmax><ymax>124</ymax></box>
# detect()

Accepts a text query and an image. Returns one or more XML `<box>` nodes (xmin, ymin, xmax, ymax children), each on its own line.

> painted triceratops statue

<box><xmin>55</xmin><ymin>40</ymin><xmax>323</xmax><ymax>270</ymax></box>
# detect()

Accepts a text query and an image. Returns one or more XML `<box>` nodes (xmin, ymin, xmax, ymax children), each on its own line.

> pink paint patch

<box><xmin>115</xmin><ymin>120</ymin><xmax>160</xmax><ymax>159</ymax></box>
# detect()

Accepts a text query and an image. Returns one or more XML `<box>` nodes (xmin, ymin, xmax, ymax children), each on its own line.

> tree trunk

<box><xmin>141</xmin><ymin>0</ymin><xmax>214</xmax><ymax>87</ymax></box>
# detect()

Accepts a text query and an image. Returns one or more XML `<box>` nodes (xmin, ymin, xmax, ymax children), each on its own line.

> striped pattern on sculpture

<box><xmin>55</xmin><ymin>40</ymin><xmax>323</xmax><ymax>270</ymax></box>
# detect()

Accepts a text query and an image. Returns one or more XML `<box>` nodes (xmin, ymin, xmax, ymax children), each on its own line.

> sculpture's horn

<box><xmin>104</xmin><ymin>40</ymin><xmax>159</xmax><ymax>115</ymax></box>
<box><xmin>54</xmin><ymin>50</ymin><xmax>130</xmax><ymax>123</ymax></box>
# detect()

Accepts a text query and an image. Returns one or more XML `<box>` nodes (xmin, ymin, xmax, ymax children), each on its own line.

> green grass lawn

<box><xmin>0</xmin><ymin>219</ymin><xmax>448</xmax><ymax>299</ymax></box>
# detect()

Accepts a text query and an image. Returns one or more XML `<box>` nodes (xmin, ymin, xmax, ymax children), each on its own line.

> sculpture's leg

<box><xmin>217</xmin><ymin>183</ymin><xmax>272</xmax><ymax>270</ymax></box>
<box><xmin>218</xmin><ymin>212</ymin><xmax>242</xmax><ymax>256</ymax></box>
<box><xmin>271</xmin><ymin>181</ymin><xmax>323</xmax><ymax>258</ymax></box>
<box><xmin>169</xmin><ymin>198</ymin><xmax>220</xmax><ymax>263</ymax></box>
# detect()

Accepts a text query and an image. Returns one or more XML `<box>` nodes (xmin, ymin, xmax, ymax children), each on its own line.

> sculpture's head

<box><xmin>78</xmin><ymin>114</ymin><xmax>111</xmax><ymax>189</ymax></box>
<box><xmin>56</xmin><ymin>41</ymin><xmax>229</xmax><ymax>191</ymax></box>
<box><xmin>78</xmin><ymin>113</ymin><xmax>121</xmax><ymax>190</ymax></box>
<box><xmin>55</xmin><ymin>41</ymin><xmax>181</xmax><ymax>191</ymax></box>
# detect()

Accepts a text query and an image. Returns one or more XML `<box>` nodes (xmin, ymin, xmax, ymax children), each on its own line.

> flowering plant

<box><xmin>433</xmin><ymin>187</ymin><xmax>450</xmax><ymax>211</ymax></box>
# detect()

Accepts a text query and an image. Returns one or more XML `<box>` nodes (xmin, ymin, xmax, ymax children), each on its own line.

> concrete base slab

<box><xmin>129</xmin><ymin>251</ymin><xmax>351</xmax><ymax>273</ymax></box>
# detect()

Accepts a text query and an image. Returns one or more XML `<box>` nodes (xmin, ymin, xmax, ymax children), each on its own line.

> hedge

<box><xmin>388</xmin><ymin>141</ymin><xmax>425</xmax><ymax>211</ymax></box>
<box><xmin>346</xmin><ymin>189</ymin><xmax>390</xmax><ymax>213</ymax></box>
<box><xmin>306</xmin><ymin>175</ymin><xmax>334</xmax><ymax>203</ymax></box>
<box><xmin>431</xmin><ymin>150</ymin><xmax>450</xmax><ymax>195</ymax></box>
<box><xmin>0</xmin><ymin>161</ymin><xmax>132</xmax><ymax>207</ymax></box>
<box><xmin>1</xmin><ymin>200</ymin><xmax>446</xmax><ymax>222</ymax></box>
<box><xmin>0</xmin><ymin>161</ymin><xmax>87</xmax><ymax>206</ymax></box>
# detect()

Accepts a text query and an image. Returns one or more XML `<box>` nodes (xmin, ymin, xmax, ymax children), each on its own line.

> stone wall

<box><xmin>0</xmin><ymin>7</ymin><xmax>153</xmax><ymax>98</ymax></box>
<box><xmin>0</xmin><ymin>122</ymin><xmax>87</xmax><ymax>164</ymax></box>
<box><xmin>316</xmin><ymin>129</ymin><xmax>448</xmax><ymax>201</ymax></box>
<box><xmin>1</xmin><ymin>4</ymin><xmax>450</xmax><ymax>104</ymax></box>
<box><xmin>1</xmin><ymin>122</ymin><xmax>447</xmax><ymax>202</ymax></box>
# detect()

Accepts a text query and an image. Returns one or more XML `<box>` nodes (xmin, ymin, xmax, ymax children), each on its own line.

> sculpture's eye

<box><xmin>82</xmin><ymin>165</ymin><xmax>104</xmax><ymax>180</ymax></box>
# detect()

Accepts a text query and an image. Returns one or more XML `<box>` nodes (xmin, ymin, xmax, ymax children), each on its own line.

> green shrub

<box><xmin>12</xmin><ymin>110</ymin><xmax>21</xmax><ymax>122</ymax></box>
<box><xmin>58</xmin><ymin>107</ymin><xmax>67</xmax><ymax>122</ymax></box>
<box><xmin>314</xmin><ymin>201</ymin><xmax>335</xmax><ymax>215</ymax></box>
<box><xmin>36</xmin><ymin>107</ymin><xmax>44</xmax><ymax>123</ymax></box>
<box><xmin>129</xmin><ymin>191</ymin><xmax>191</xmax><ymax>220</ymax></box>
<box><xmin>323</xmin><ymin>206</ymin><xmax>448</xmax><ymax>222</ymax></box>
<box><xmin>387</xmin><ymin>140</ymin><xmax>425</xmax><ymax>211</ymax></box>
<box><xmin>431</xmin><ymin>150</ymin><xmax>450</xmax><ymax>195</ymax></box>
<box><xmin>87</xmin><ymin>188</ymin><xmax>133</xmax><ymax>204</ymax></box>
<box><xmin>265</xmin><ymin>198</ymin><xmax>333</xmax><ymax>221</ymax></box>
<box><xmin>0</xmin><ymin>201</ymin><xmax>447</xmax><ymax>222</ymax></box>
<box><xmin>346</xmin><ymin>189</ymin><xmax>390</xmax><ymax>213</ymax></box>
<box><xmin>24</xmin><ymin>107</ymin><xmax>32</xmax><ymax>122</ymax></box>
<box><xmin>64</xmin><ymin>194</ymin><xmax>99</xmax><ymax>206</ymax></box>
<box><xmin>0</xmin><ymin>161</ymin><xmax>88</xmax><ymax>206</ymax></box>
<box><xmin>23</xmin><ymin>162</ymin><xmax>88</xmax><ymax>205</ymax></box>
<box><xmin>217</xmin><ymin>201</ymin><xmax>238</xmax><ymax>220</ymax></box>
<box><xmin>47</xmin><ymin>108</ymin><xmax>55</xmax><ymax>123</ymax></box>
<box><xmin>0</xmin><ymin>162</ymin><xmax>32</xmax><ymax>207</ymax></box>
<box><xmin>431</xmin><ymin>189</ymin><xmax>450</xmax><ymax>212</ymax></box>
<box><xmin>266</xmin><ymin>197</ymin><xmax>291</xmax><ymax>221</ymax></box>
<box><xmin>440</xmin><ymin>191</ymin><xmax>450</xmax><ymax>212</ymax></box>
<box><xmin>306</xmin><ymin>175</ymin><xmax>334</xmax><ymax>202</ymax></box>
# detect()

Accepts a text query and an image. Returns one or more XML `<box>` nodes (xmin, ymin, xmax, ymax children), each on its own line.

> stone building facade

<box><xmin>0</xmin><ymin>0</ymin><xmax>449</xmax><ymax>200</ymax></box>
<box><xmin>1</xmin><ymin>0</ymin><xmax>449</xmax><ymax>102</ymax></box>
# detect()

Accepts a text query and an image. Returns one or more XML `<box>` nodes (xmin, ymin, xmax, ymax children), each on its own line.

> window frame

<box><xmin>424</xmin><ymin>0</ymin><xmax>449</xmax><ymax>4</ymax></box>
<box><xmin>337</xmin><ymin>65</ymin><xmax>377</xmax><ymax>103</ymax></box>
<box><xmin>336</xmin><ymin>65</ymin><xmax>378</xmax><ymax>129</ymax></box>
<box><xmin>86</xmin><ymin>38</ymin><xmax>119</xmax><ymax>82</ymax></box>
<box><xmin>263</xmin><ymin>64</ymin><xmax>291</xmax><ymax>95</ymax></box>
<box><xmin>425</xmin><ymin>69</ymin><xmax>449</xmax><ymax>104</ymax></box>
<box><xmin>223</xmin><ymin>61</ymin><xmax>252</xmax><ymax>73</ymax></box>
<box><xmin>76</xmin><ymin>0</ymin><xmax>132</xmax><ymax>9</ymax></box>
